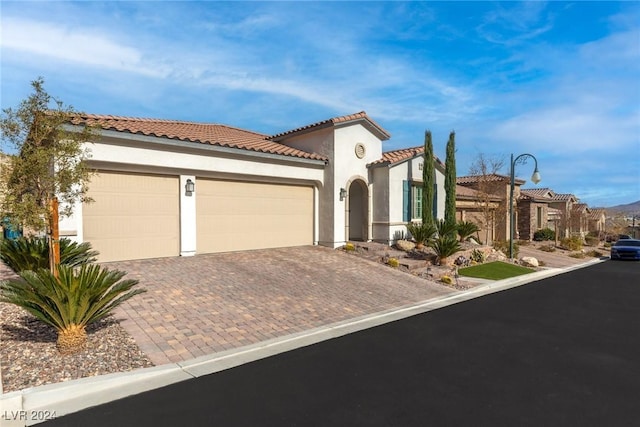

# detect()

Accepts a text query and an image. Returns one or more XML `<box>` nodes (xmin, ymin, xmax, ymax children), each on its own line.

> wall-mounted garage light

<box><xmin>339</xmin><ymin>187</ymin><xmax>347</xmax><ymax>201</ymax></box>
<box><xmin>185</xmin><ymin>179</ymin><xmax>195</xmax><ymax>196</ymax></box>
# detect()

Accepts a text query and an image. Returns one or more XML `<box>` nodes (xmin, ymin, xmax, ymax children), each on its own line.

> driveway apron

<box><xmin>107</xmin><ymin>246</ymin><xmax>454</xmax><ymax>365</ymax></box>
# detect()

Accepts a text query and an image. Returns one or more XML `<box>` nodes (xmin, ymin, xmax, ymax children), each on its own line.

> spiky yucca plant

<box><xmin>0</xmin><ymin>264</ymin><xmax>145</xmax><ymax>354</ymax></box>
<box><xmin>457</xmin><ymin>220</ymin><xmax>480</xmax><ymax>242</ymax></box>
<box><xmin>0</xmin><ymin>236</ymin><xmax>98</xmax><ymax>273</ymax></box>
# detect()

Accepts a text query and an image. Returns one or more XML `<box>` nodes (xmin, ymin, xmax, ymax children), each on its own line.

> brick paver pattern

<box><xmin>107</xmin><ymin>246</ymin><xmax>454</xmax><ymax>365</ymax></box>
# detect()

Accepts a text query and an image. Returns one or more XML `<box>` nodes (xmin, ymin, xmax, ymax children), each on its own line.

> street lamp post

<box><xmin>509</xmin><ymin>153</ymin><xmax>541</xmax><ymax>260</ymax></box>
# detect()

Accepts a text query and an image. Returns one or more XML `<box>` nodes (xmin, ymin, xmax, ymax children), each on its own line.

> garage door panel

<box><xmin>197</xmin><ymin>179</ymin><xmax>313</xmax><ymax>254</ymax></box>
<box><xmin>84</xmin><ymin>172</ymin><xmax>179</xmax><ymax>262</ymax></box>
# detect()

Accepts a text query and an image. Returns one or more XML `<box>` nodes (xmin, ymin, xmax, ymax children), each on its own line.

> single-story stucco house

<box><xmin>59</xmin><ymin>112</ymin><xmax>446</xmax><ymax>262</ymax></box>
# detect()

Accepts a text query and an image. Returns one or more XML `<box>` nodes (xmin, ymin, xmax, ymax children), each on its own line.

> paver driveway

<box><xmin>107</xmin><ymin>246</ymin><xmax>454</xmax><ymax>365</ymax></box>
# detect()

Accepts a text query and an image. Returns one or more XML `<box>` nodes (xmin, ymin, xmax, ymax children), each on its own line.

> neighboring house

<box><xmin>455</xmin><ymin>184</ymin><xmax>501</xmax><ymax>244</ymax></box>
<box><xmin>588</xmin><ymin>208</ymin><xmax>606</xmax><ymax>237</ymax></box>
<box><xmin>571</xmin><ymin>203</ymin><xmax>590</xmax><ymax>238</ymax></box>
<box><xmin>456</xmin><ymin>174</ymin><xmax>526</xmax><ymax>242</ymax></box>
<box><xmin>548</xmin><ymin>192</ymin><xmax>580</xmax><ymax>238</ymax></box>
<box><xmin>518</xmin><ymin>189</ymin><xmax>552</xmax><ymax>241</ymax></box>
<box><xmin>59</xmin><ymin>111</ymin><xmax>446</xmax><ymax>262</ymax></box>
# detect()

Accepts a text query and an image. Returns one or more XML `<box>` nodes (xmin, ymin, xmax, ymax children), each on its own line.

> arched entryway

<box><xmin>347</xmin><ymin>179</ymin><xmax>368</xmax><ymax>241</ymax></box>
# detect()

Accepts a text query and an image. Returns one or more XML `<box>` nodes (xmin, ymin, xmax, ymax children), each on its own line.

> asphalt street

<box><xmin>44</xmin><ymin>260</ymin><xmax>640</xmax><ymax>427</ymax></box>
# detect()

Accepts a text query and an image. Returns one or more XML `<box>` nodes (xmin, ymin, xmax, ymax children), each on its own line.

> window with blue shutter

<box><xmin>402</xmin><ymin>180</ymin><xmax>410</xmax><ymax>222</ymax></box>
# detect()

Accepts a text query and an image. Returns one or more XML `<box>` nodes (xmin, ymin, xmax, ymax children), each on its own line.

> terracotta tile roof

<box><xmin>589</xmin><ymin>208</ymin><xmax>606</xmax><ymax>220</ymax></box>
<box><xmin>457</xmin><ymin>174</ymin><xmax>525</xmax><ymax>185</ymax></box>
<box><xmin>368</xmin><ymin>145</ymin><xmax>445</xmax><ymax>167</ymax></box>
<box><xmin>70</xmin><ymin>115</ymin><xmax>327</xmax><ymax>161</ymax></box>
<box><xmin>270</xmin><ymin>111</ymin><xmax>391</xmax><ymax>141</ymax></box>
<box><xmin>550</xmin><ymin>193</ymin><xmax>578</xmax><ymax>202</ymax></box>
<box><xmin>520</xmin><ymin>188</ymin><xmax>555</xmax><ymax>198</ymax></box>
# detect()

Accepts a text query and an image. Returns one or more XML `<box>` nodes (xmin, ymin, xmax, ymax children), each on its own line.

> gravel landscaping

<box><xmin>0</xmin><ymin>265</ymin><xmax>153</xmax><ymax>394</ymax></box>
<box><xmin>0</xmin><ymin>302</ymin><xmax>154</xmax><ymax>394</ymax></box>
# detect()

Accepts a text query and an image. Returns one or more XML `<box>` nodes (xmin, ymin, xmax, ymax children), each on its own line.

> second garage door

<box><xmin>197</xmin><ymin>179</ymin><xmax>313</xmax><ymax>253</ymax></box>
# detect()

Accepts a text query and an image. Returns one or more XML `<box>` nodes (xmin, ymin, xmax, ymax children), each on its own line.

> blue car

<box><xmin>610</xmin><ymin>239</ymin><xmax>640</xmax><ymax>260</ymax></box>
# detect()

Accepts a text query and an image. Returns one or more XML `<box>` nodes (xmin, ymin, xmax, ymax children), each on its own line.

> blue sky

<box><xmin>1</xmin><ymin>1</ymin><xmax>639</xmax><ymax>208</ymax></box>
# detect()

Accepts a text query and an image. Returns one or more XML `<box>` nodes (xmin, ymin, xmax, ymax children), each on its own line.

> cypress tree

<box><xmin>422</xmin><ymin>130</ymin><xmax>435</xmax><ymax>227</ymax></box>
<box><xmin>444</xmin><ymin>131</ymin><xmax>457</xmax><ymax>235</ymax></box>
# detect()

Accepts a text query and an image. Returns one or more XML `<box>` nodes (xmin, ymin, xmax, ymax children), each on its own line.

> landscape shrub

<box><xmin>0</xmin><ymin>236</ymin><xmax>98</xmax><ymax>273</ymax></box>
<box><xmin>584</xmin><ymin>235</ymin><xmax>599</xmax><ymax>247</ymax></box>
<box><xmin>533</xmin><ymin>228</ymin><xmax>555</xmax><ymax>241</ymax></box>
<box><xmin>344</xmin><ymin>242</ymin><xmax>356</xmax><ymax>252</ymax></box>
<box><xmin>470</xmin><ymin>249</ymin><xmax>486</xmax><ymax>263</ymax></box>
<box><xmin>440</xmin><ymin>275</ymin><xmax>453</xmax><ymax>285</ymax></box>
<box><xmin>493</xmin><ymin>240</ymin><xmax>519</xmax><ymax>259</ymax></box>
<box><xmin>569</xmin><ymin>252</ymin><xmax>585</xmax><ymax>259</ymax></box>
<box><xmin>456</xmin><ymin>221</ymin><xmax>480</xmax><ymax>242</ymax></box>
<box><xmin>387</xmin><ymin>258</ymin><xmax>400</xmax><ymax>268</ymax></box>
<box><xmin>0</xmin><ymin>264</ymin><xmax>145</xmax><ymax>354</ymax></box>
<box><xmin>406</xmin><ymin>222</ymin><xmax>437</xmax><ymax>248</ymax></box>
<box><xmin>560</xmin><ymin>236</ymin><xmax>583</xmax><ymax>251</ymax></box>
<box><xmin>539</xmin><ymin>244</ymin><xmax>556</xmax><ymax>252</ymax></box>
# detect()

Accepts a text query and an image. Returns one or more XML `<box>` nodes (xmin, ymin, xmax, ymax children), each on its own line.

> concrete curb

<box><xmin>0</xmin><ymin>258</ymin><xmax>606</xmax><ymax>427</ymax></box>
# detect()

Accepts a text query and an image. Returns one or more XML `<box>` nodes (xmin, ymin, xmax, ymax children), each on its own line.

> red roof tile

<box><xmin>368</xmin><ymin>145</ymin><xmax>445</xmax><ymax>167</ymax></box>
<box><xmin>457</xmin><ymin>174</ymin><xmax>525</xmax><ymax>185</ymax></box>
<box><xmin>270</xmin><ymin>111</ymin><xmax>391</xmax><ymax>141</ymax></box>
<box><xmin>70</xmin><ymin>115</ymin><xmax>327</xmax><ymax>161</ymax></box>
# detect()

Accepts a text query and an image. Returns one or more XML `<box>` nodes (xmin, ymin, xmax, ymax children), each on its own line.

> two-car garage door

<box><xmin>84</xmin><ymin>172</ymin><xmax>313</xmax><ymax>262</ymax></box>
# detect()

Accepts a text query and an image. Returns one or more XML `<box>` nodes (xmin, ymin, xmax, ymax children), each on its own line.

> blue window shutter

<box><xmin>432</xmin><ymin>183</ymin><xmax>438</xmax><ymax>219</ymax></box>
<box><xmin>403</xmin><ymin>180</ymin><xmax>410</xmax><ymax>222</ymax></box>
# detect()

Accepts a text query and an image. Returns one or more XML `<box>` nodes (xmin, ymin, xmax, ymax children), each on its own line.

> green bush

<box><xmin>493</xmin><ymin>240</ymin><xmax>519</xmax><ymax>258</ymax></box>
<box><xmin>533</xmin><ymin>228</ymin><xmax>555</xmax><ymax>241</ymax></box>
<box><xmin>560</xmin><ymin>236</ymin><xmax>583</xmax><ymax>251</ymax></box>
<box><xmin>539</xmin><ymin>244</ymin><xmax>556</xmax><ymax>252</ymax></box>
<box><xmin>344</xmin><ymin>242</ymin><xmax>356</xmax><ymax>252</ymax></box>
<box><xmin>0</xmin><ymin>264</ymin><xmax>145</xmax><ymax>354</ymax></box>
<box><xmin>0</xmin><ymin>236</ymin><xmax>99</xmax><ymax>273</ymax></box>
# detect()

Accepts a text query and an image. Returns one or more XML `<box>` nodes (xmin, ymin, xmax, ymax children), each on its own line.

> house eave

<box><xmin>65</xmin><ymin>124</ymin><xmax>328</xmax><ymax>167</ymax></box>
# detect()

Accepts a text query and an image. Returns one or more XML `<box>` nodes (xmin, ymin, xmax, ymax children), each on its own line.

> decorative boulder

<box><xmin>395</xmin><ymin>239</ymin><xmax>416</xmax><ymax>252</ymax></box>
<box><xmin>520</xmin><ymin>256</ymin><xmax>539</xmax><ymax>267</ymax></box>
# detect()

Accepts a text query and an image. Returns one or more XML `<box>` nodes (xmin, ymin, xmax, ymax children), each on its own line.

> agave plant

<box><xmin>0</xmin><ymin>264</ymin><xmax>145</xmax><ymax>354</ymax></box>
<box><xmin>457</xmin><ymin>220</ymin><xmax>480</xmax><ymax>242</ymax></box>
<box><xmin>406</xmin><ymin>222</ymin><xmax>437</xmax><ymax>249</ymax></box>
<box><xmin>0</xmin><ymin>236</ymin><xmax>98</xmax><ymax>273</ymax></box>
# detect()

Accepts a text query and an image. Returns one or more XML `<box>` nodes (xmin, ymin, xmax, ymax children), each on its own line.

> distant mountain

<box><xmin>605</xmin><ymin>200</ymin><xmax>640</xmax><ymax>216</ymax></box>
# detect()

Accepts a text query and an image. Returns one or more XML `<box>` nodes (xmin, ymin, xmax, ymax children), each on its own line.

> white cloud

<box><xmin>1</xmin><ymin>18</ymin><xmax>167</xmax><ymax>77</ymax></box>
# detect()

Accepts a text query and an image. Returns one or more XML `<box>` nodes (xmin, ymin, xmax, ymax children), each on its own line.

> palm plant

<box><xmin>406</xmin><ymin>222</ymin><xmax>437</xmax><ymax>249</ymax></box>
<box><xmin>0</xmin><ymin>236</ymin><xmax>98</xmax><ymax>273</ymax></box>
<box><xmin>429</xmin><ymin>235</ymin><xmax>462</xmax><ymax>265</ymax></box>
<box><xmin>435</xmin><ymin>218</ymin><xmax>458</xmax><ymax>239</ymax></box>
<box><xmin>0</xmin><ymin>264</ymin><xmax>145</xmax><ymax>354</ymax></box>
<box><xmin>430</xmin><ymin>219</ymin><xmax>461</xmax><ymax>265</ymax></box>
<box><xmin>457</xmin><ymin>220</ymin><xmax>480</xmax><ymax>242</ymax></box>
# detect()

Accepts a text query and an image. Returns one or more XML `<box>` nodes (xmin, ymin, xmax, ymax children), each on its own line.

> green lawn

<box><xmin>458</xmin><ymin>261</ymin><xmax>535</xmax><ymax>280</ymax></box>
